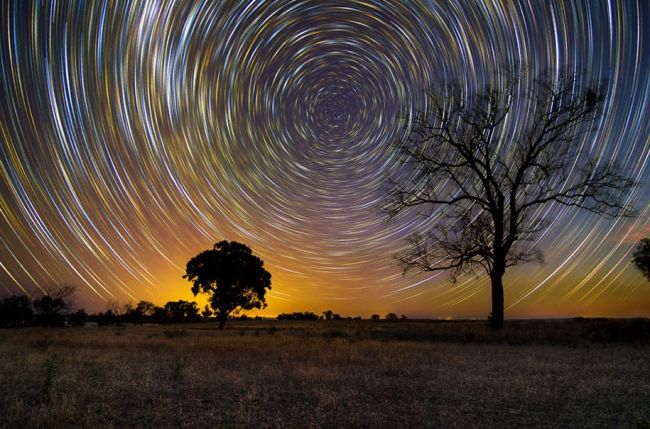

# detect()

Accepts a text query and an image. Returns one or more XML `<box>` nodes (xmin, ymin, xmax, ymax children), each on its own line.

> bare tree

<box><xmin>387</xmin><ymin>73</ymin><xmax>634</xmax><ymax>329</ymax></box>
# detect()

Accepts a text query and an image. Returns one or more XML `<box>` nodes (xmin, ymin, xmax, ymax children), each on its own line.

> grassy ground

<box><xmin>1</xmin><ymin>320</ymin><xmax>649</xmax><ymax>428</ymax></box>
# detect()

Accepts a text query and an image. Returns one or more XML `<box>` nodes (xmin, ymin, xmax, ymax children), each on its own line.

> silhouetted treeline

<box><xmin>277</xmin><ymin>311</ymin><xmax>320</xmax><ymax>320</ymax></box>
<box><xmin>0</xmin><ymin>293</ymin><xmax>85</xmax><ymax>327</ymax></box>
<box><xmin>276</xmin><ymin>311</ymin><xmax>404</xmax><ymax>321</ymax></box>
<box><xmin>92</xmin><ymin>300</ymin><xmax>203</xmax><ymax>326</ymax></box>
<box><xmin>0</xmin><ymin>295</ymin><xmax>33</xmax><ymax>327</ymax></box>
<box><xmin>0</xmin><ymin>294</ymin><xmax>212</xmax><ymax>327</ymax></box>
<box><xmin>3</xmin><ymin>292</ymin><xmax>412</xmax><ymax>328</ymax></box>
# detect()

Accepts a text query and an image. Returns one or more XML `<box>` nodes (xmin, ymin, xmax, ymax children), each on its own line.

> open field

<box><xmin>1</xmin><ymin>319</ymin><xmax>649</xmax><ymax>428</ymax></box>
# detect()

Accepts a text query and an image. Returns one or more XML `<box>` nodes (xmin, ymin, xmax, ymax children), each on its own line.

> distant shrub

<box><xmin>371</xmin><ymin>314</ymin><xmax>380</xmax><ymax>321</ymax></box>
<box><xmin>385</xmin><ymin>313</ymin><xmax>398</xmax><ymax>321</ymax></box>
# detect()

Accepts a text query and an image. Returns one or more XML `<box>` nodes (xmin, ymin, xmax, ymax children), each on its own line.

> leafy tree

<box><xmin>121</xmin><ymin>302</ymin><xmax>134</xmax><ymax>323</ymax></box>
<box><xmin>129</xmin><ymin>300</ymin><xmax>157</xmax><ymax>324</ymax></box>
<box><xmin>152</xmin><ymin>306</ymin><xmax>168</xmax><ymax>324</ymax></box>
<box><xmin>387</xmin><ymin>73</ymin><xmax>634</xmax><ymax>329</ymax></box>
<box><xmin>136</xmin><ymin>300</ymin><xmax>157</xmax><ymax>316</ymax></box>
<box><xmin>184</xmin><ymin>240</ymin><xmax>271</xmax><ymax>329</ymax></box>
<box><xmin>322</xmin><ymin>310</ymin><xmax>334</xmax><ymax>321</ymax></box>
<box><xmin>201</xmin><ymin>304</ymin><xmax>213</xmax><ymax>320</ymax></box>
<box><xmin>95</xmin><ymin>308</ymin><xmax>117</xmax><ymax>326</ymax></box>
<box><xmin>164</xmin><ymin>300</ymin><xmax>200</xmax><ymax>323</ymax></box>
<box><xmin>33</xmin><ymin>295</ymin><xmax>66</xmax><ymax>326</ymax></box>
<box><xmin>370</xmin><ymin>314</ymin><xmax>380</xmax><ymax>321</ymax></box>
<box><xmin>68</xmin><ymin>309</ymin><xmax>88</xmax><ymax>327</ymax></box>
<box><xmin>31</xmin><ymin>284</ymin><xmax>80</xmax><ymax>327</ymax></box>
<box><xmin>385</xmin><ymin>312</ymin><xmax>398</xmax><ymax>321</ymax></box>
<box><xmin>0</xmin><ymin>295</ymin><xmax>33</xmax><ymax>327</ymax></box>
<box><xmin>633</xmin><ymin>237</ymin><xmax>650</xmax><ymax>281</ymax></box>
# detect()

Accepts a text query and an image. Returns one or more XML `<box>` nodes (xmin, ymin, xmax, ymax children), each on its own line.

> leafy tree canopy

<box><xmin>633</xmin><ymin>237</ymin><xmax>650</xmax><ymax>281</ymax></box>
<box><xmin>184</xmin><ymin>240</ymin><xmax>271</xmax><ymax>329</ymax></box>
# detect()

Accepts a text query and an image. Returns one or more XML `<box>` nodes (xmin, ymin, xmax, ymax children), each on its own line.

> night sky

<box><xmin>1</xmin><ymin>1</ymin><xmax>648</xmax><ymax>318</ymax></box>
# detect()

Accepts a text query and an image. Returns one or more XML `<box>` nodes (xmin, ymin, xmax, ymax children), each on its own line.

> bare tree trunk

<box><xmin>217</xmin><ymin>314</ymin><xmax>226</xmax><ymax>330</ymax></box>
<box><xmin>490</xmin><ymin>262</ymin><xmax>505</xmax><ymax>329</ymax></box>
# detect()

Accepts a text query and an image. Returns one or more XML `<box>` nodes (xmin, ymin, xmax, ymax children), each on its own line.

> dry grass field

<box><xmin>1</xmin><ymin>319</ymin><xmax>649</xmax><ymax>428</ymax></box>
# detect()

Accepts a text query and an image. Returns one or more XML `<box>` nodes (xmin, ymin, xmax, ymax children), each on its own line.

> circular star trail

<box><xmin>1</xmin><ymin>1</ymin><xmax>648</xmax><ymax>317</ymax></box>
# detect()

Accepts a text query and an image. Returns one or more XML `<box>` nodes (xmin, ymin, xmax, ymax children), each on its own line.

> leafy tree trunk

<box><xmin>217</xmin><ymin>313</ymin><xmax>227</xmax><ymax>330</ymax></box>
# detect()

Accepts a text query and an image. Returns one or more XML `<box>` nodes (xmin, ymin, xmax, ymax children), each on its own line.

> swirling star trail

<box><xmin>1</xmin><ymin>1</ymin><xmax>648</xmax><ymax>317</ymax></box>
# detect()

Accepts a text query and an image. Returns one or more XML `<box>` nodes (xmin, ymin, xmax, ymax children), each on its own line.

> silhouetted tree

<box><xmin>633</xmin><ymin>237</ymin><xmax>650</xmax><ymax>281</ymax></box>
<box><xmin>95</xmin><ymin>309</ymin><xmax>116</xmax><ymax>326</ymax></box>
<box><xmin>68</xmin><ymin>309</ymin><xmax>87</xmax><ymax>327</ymax></box>
<box><xmin>385</xmin><ymin>312</ymin><xmax>398</xmax><ymax>321</ymax></box>
<box><xmin>133</xmin><ymin>300</ymin><xmax>157</xmax><ymax>324</ymax></box>
<box><xmin>137</xmin><ymin>300</ymin><xmax>157</xmax><ymax>316</ymax></box>
<box><xmin>33</xmin><ymin>296</ymin><xmax>66</xmax><ymax>326</ymax></box>
<box><xmin>31</xmin><ymin>284</ymin><xmax>80</xmax><ymax>326</ymax></box>
<box><xmin>93</xmin><ymin>301</ymin><xmax>131</xmax><ymax>325</ymax></box>
<box><xmin>164</xmin><ymin>300</ymin><xmax>200</xmax><ymax>323</ymax></box>
<box><xmin>201</xmin><ymin>304</ymin><xmax>213</xmax><ymax>320</ymax></box>
<box><xmin>387</xmin><ymin>72</ymin><xmax>635</xmax><ymax>329</ymax></box>
<box><xmin>322</xmin><ymin>310</ymin><xmax>334</xmax><ymax>321</ymax></box>
<box><xmin>371</xmin><ymin>314</ymin><xmax>380</xmax><ymax>321</ymax></box>
<box><xmin>184</xmin><ymin>240</ymin><xmax>271</xmax><ymax>329</ymax></box>
<box><xmin>152</xmin><ymin>306</ymin><xmax>168</xmax><ymax>324</ymax></box>
<box><xmin>121</xmin><ymin>302</ymin><xmax>135</xmax><ymax>323</ymax></box>
<box><xmin>0</xmin><ymin>295</ymin><xmax>33</xmax><ymax>327</ymax></box>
